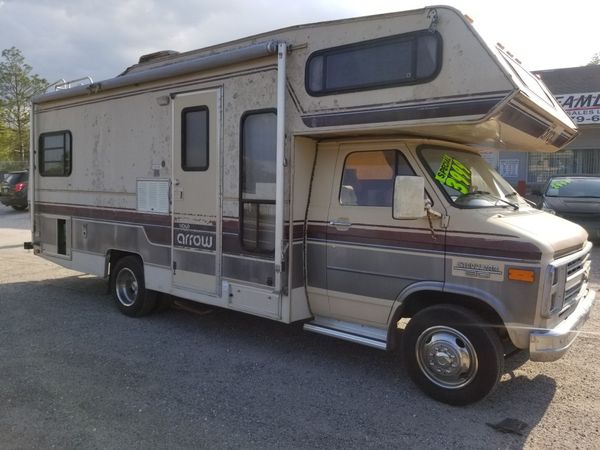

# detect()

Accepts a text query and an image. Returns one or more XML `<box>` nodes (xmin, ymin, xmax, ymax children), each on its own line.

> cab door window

<box><xmin>339</xmin><ymin>150</ymin><xmax>415</xmax><ymax>206</ymax></box>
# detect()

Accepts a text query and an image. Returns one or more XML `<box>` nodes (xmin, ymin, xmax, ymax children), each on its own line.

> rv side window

<box><xmin>306</xmin><ymin>30</ymin><xmax>441</xmax><ymax>96</ymax></box>
<box><xmin>181</xmin><ymin>106</ymin><xmax>209</xmax><ymax>171</ymax></box>
<box><xmin>240</xmin><ymin>110</ymin><xmax>277</xmax><ymax>253</ymax></box>
<box><xmin>39</xmin><ymin>131</ymin><xmax>72</xmax><ymax>177</ymax></box>
<box><xmin>340</xmin><ymin>150</ymin><xmax>415</xmax><ymax>206</ymax></box>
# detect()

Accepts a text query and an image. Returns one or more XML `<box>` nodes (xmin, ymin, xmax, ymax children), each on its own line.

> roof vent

<box><xmin>138</xmin><ymin>50</ymin><xmax>179</xmax><ymax>64</ymax></box>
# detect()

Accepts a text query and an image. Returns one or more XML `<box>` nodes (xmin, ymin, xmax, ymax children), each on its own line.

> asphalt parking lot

<box><xmin>1</xmin><ymin>205</ymin><xmax>599</xmax><ymax>449</ymax></box>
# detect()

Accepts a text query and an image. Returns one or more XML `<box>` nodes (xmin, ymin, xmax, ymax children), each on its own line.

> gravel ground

<box><xmin>1</xmin><ymin>205</ymin><xmax>599</xmax><ymax>449</ymax></box>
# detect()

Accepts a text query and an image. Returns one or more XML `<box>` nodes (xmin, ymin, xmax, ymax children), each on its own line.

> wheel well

<box><xmin>105</xmin><ymin>250</ymin><xmax>142</xmax><ymax>278</ymax></box>
<box><xmin>388</xmin><ymin>290</ymin><xmax>507</xmax><ymax>350</ymax></box>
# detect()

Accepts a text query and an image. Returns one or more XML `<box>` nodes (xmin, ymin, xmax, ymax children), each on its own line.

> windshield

<box><xmin>420</xmin><ymin>147</ymin><xmax>519</xmax><ymax>209</ymax></box>
<box><xmin>545</xmin><ymin>177</ymin><xmax>600</xmax><ymax>198</ymax></box>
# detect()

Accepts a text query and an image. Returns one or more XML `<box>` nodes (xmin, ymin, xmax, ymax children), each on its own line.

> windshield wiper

<box><xmin>463</xmin><ymin>191</ymin><xmax>519</xmax><ymax>210</ymax></box>
<box><xmin>505</xmin><ymin>191</ymin><xmax>535</xmax><ymax>207</ymax></box>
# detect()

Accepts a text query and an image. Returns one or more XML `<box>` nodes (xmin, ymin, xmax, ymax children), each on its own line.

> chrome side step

<box><xmin>303</xmin><ymin>318</ymin><xmax>388</xmax><ymax>350</ymax></box>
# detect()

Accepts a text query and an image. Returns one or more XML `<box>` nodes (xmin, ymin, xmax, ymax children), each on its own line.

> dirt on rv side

<box><xmin>0</xmin><ymin>204</ymin><xmax>599</xmax><ymax>450</ymax></box>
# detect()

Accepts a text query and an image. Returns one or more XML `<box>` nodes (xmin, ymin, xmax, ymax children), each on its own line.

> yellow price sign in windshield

<box><xmin>550</xmin><ymin>179</ymin><xmax>572</xmax><ymax>190</ymax></box>
<box><xmin>435</xmin><ymin>155</ymin><xmax>471</xmax><ymax>194</ymax></box>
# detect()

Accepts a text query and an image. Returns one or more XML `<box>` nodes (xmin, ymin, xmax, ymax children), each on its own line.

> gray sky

<box><xmin>0</xmin><ymin>0</ymin><xmax>597</xmax><ymax>84</ymax></box>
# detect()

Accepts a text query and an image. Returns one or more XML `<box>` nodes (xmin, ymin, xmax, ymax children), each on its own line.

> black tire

<box><xmin>12</xmin><ymin>204</ymin><xmax>28</xmax><ymax>211</ymax></box>
<box><xmin>402</xmin><ymin>304</ymin><xmax>503</xmax><ymax>406</ymax></box>
<box><xmin>110</xmin><ymin>255</ymin><xmax>157</xmax><ymax>317</ymax></box>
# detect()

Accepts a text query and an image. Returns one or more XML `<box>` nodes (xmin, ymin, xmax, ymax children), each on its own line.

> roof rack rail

<box><xmin>45</xmin><ymin>76</ymin><xmax>94</xmax><ymax>92</ymax></box>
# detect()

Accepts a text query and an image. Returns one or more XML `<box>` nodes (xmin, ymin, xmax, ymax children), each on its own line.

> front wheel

<box><xmin>110</xmin><ymin>255</ymin><xmax>157</xmax><ymax>317</ymax></box>
<box><xmin>402</xmin><ymin>305</ymin><xmax>503</xmax><ymax>406</ymax></box>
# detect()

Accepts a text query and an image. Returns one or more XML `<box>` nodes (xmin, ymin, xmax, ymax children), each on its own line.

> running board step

<box><xmin>303</xmin><ymin>322</ymin><xmax>388</xmax><ymax>350</ymax></box>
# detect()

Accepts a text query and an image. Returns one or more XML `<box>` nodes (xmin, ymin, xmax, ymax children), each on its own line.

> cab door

<box><xmin>325</xmin><ymin>143</ymin><xmax>445</xmax><ymax>326</ymax></box>
<box><xmin>172</xmin><ymin>89</ymin><xmax>221</xmax><ymax>295</ymax></box>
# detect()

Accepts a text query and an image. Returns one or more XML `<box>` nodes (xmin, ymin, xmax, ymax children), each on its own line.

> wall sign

<box><xmin>499</xmin><ymin>159</ymin><xmax>519</xmax><ymax>178</ymax></box>
<box><xmin>555</xmin><ymin>91</ymin><xmax>600</xmax><ymax>124</ymax></box>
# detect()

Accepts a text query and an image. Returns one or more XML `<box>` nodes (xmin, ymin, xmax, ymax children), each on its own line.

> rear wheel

<box><xmin>12</xmin><ymin>204</ymin><xmax>27</xmax><ymax>211</ymax></box>
<box><xmin>110</xmin><ymin>255</ymin><xmax>157</xmax><ymax>317</ymax></box>
<box><xmin>402</xmin><ymin>304</ymin><xmax>503</xmax><ymax>406</ymax></box>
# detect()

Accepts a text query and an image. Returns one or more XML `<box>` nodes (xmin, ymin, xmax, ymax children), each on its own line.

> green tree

<box><xmin>0</xmin><ymin>47</ymin><xmax>47</xmax><ymax>163</ymax></box>
<box><xmin>588</xmin><ymin>52</ymin><xmax>600</xmax><ymax>65</ymax></box>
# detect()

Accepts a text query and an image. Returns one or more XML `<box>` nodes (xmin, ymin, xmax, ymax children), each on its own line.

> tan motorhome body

<box><xmin>30</xmin><ymin>6</ymin><xmax>594</xmax><ymax>404</ymax></box>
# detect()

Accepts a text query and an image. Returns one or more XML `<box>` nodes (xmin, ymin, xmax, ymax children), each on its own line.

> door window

<box><xmin>240</xmin><ymin>110</ymin><xmax>277</xmax><ymax>252</ymax></box>
<box><xmin>340</xmin><ymin>150</ymin><xmax>415</xmax><ymax>206</ymax></box>
<box><xmin>181</xmin><ymin>106</ymin><xmax>209</xmax><ymax>171</ymax></box>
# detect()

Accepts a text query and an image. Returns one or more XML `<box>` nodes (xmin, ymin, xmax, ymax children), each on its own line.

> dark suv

<box><xmin>0</xmin><ymin>171</ymin><xmax>29</xmax><ymax>211</ymax></box>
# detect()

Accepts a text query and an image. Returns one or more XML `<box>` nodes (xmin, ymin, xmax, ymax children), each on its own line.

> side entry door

<box><xmin>326</xmin><ymin>143</ymin><xmax>445</xmax><ymax>326</ymax></box>
<box><xmin>172</xmin><ymin>89</ymin><xmax>221</xmax><ymax>295</ymax></box>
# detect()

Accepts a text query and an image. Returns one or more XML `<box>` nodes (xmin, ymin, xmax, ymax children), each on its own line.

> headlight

<box><xmin>542</xmin><ymin>201</ymin><xmax>555</xmax><ymax>214</ymax></box>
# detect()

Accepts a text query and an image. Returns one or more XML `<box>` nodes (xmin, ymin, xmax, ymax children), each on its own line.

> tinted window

<box><xmin>39</xmin><ymin>131</ymin><xmax>72</xmax><ymax>177</ymax></box>
<box><xmin>306</xmin><ymin>31</ymin><xmax>441</xmax><ymax>96</ymax></box>
<box><xmin>340</xmin><ymin>150</ymin><xmax>415</xmax><ymax>207</ymax></box>
<box><xmin>182</xmin><ymin>107</ymin><xmax>208</xmax><ymax>171</ymax></box>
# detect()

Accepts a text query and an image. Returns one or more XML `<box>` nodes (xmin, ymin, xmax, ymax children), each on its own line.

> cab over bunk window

<box><xmin>340</xmin><ymin>150</ymin><xmax>416</xmax><ymax>206</ymax></box>
<box><xmin>39</xmin><ymin>131</ymin><xmax>72</xmax><ymax>177</ymax></box>
<box><xmin>240</xmin><ymin>110</ymin><xmax>277</xmax><ymax>253</ymax></box>
<box><xmin>182</xmin><ymin>106</ymin><xmax>209</xmax><ymax>171</ymax></box>
<box><xmin>306</xmin><ymin>30</ymin><xmax>441</xmax><ymax>96</ymax></box>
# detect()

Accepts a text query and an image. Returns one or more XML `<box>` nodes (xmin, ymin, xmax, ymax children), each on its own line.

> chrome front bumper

<box><xmin>530</xmin><ymin>287</ymin><xmax>596</xmax><ymax>362</ymax></box>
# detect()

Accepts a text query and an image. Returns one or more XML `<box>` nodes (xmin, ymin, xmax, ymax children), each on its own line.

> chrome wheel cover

<box><xmin>115</xmin><ymin>267</ymin><xmax>138</xmax><ymax>307</ymax></box>
<box><xmin>415</xmin><ymin>326</ymin><xmax>478</xmax><ymax>389</ymax></box>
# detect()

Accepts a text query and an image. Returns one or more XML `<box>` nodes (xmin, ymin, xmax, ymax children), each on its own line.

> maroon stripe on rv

<box><xmin>36</xmin><ymin>203</ymin><xmax>171</xmax><ymax>226</ymax></box>
<box><xmin>293</xmin><ymin>224</ymin><xmax>304</xmax><ymax>241</ymax></box>
<box><xmin>222</xmin><ymin>218</ymin><xmax>239</xmax><ymax>233</ymax></box>
<box><xmin>302</xmin><ymin>96</ymin><xmax>505</xmax><ymax>128</ymax></box>
<box><xmin>307</xmin><ymin>223</ymin><xmax>327</xmax><ymax>241</ymax></box>
<box><xmin>36</xmin><ymin>202</ymin><xmax>172</xmax><ymax>245</ymax></box>
<box><xmin>325</xmin><ymin>225</ymin><xmax>444</xmax><ymax>252</ymax></box>
<box><xmin>445</xmin><ymin>236</ymin><xmax>541</xmax><ymax>261</ymax></box>
<box><xmin>306</xmin><ymin>223</ymin><xmax>541</xmax><ymax>260</ymax></box>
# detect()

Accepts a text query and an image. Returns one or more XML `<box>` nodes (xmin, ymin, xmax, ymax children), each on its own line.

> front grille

<box><xmin>560</xmin><ymin>248</ymin><xmax>590</xmax><ymax>313</ymax></box>
<box><xmin>567</xmin><ymin>252</ymin><xmax>588</xmax><ymax>275</ymax></box>
<box><xmin>545</xmin><ymin>244</ymin><xmax>591</xmax><ymax>317</ymax></box>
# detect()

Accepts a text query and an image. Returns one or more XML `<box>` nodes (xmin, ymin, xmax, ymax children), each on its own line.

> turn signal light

<box><xmin>508</xmin><ymin>268</ymin><xmax>535</xmax><ymax>283</ymax></box>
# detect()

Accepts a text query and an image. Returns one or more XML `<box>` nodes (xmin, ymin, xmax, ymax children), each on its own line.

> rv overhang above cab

<box><xmin>32</xmin><ymin>5</ymin><xmax>577</xmax><ymax>155</ymax></box>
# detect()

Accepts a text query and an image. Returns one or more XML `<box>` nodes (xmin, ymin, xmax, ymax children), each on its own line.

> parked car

<box><xmin>0</xmin><ymin>170</ymin><xmax>28</xmax><ymax>211</ymax></box>
<box><xmin>537</xmin><ymin>175</ymin><xmax>600</xmax><ymax>242</ymax></box>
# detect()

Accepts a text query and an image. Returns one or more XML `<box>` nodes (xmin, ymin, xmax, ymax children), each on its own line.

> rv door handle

<box><xmin>329</xmin><ymin>219</ymin><xmax>352</xmax><ymax>230</ymax></box>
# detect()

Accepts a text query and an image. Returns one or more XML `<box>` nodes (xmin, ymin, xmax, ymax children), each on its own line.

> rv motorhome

<box><xmin>28</xmin><ymin>6</ymin><xmax>595</xmax><ymax>405</ymax></box>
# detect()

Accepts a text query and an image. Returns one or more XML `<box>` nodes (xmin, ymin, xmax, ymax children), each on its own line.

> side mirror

<box><xmin>393</xmin><ymin>176</ymin><xmax>426</xmax><ymax>219</ymax></box>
